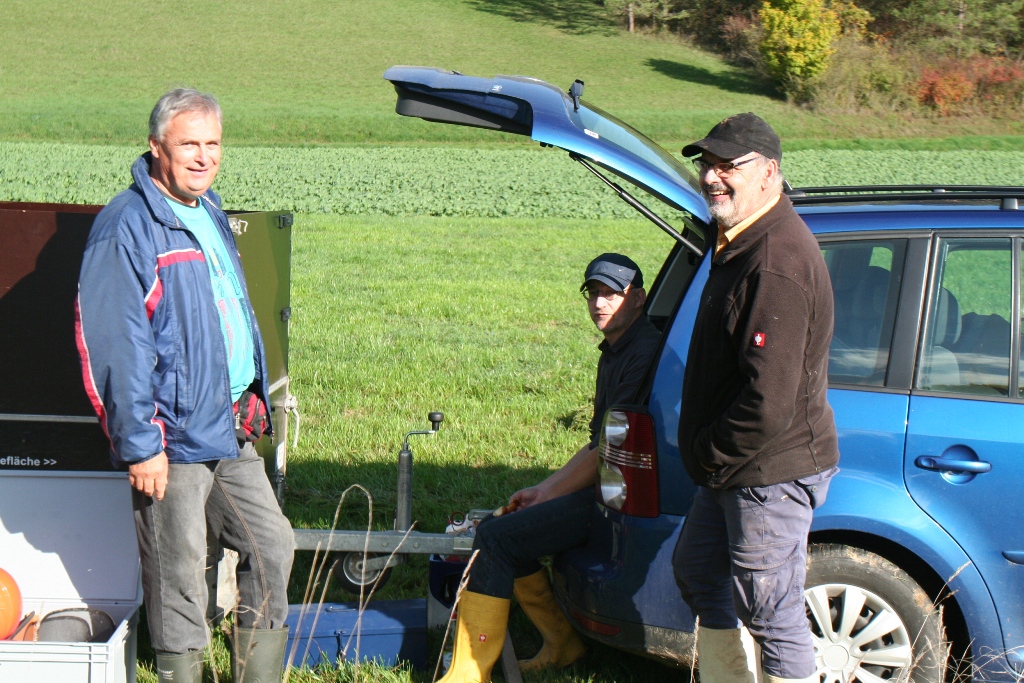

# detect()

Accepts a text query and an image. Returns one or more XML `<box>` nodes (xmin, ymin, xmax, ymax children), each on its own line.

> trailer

<box><xmin>0</xmin><ymin>201</ymin><xmax>297</xmax><ymax>481</ymax></box>
<box><xmin>0</xmin><ymin>202</ymin><xmax>473</xmax><ymax>598</ymax></box>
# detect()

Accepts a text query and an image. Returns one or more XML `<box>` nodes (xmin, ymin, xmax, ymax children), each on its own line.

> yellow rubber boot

<box><xmin>438</xmin><ymin>591</ymin><xmax>510</xmax><ymax>683</ymax></box>
<box><xmin>513</xmin><ymin>570</ymin><xmax>587</xmax><ymax>672</ymax></box>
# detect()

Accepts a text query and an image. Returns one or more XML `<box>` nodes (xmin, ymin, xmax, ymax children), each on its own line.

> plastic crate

<box><xmin>0</xmin><ymin>472</ymin><xmax>142</xmax><ymax>683</ymax></box>
<box><xmin>426</xmin><ymin>554</ymin><xmax>468</xmax><ymax>630</ymax></box>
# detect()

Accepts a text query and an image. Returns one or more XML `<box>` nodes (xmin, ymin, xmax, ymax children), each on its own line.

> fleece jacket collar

<box><xmin>130</xmin><ymin>153</ymin><xmax>223</xmax><ymax>230</ymax></box>
<box><xmin>713</xmin><ymin>193</ymin><xmax>793</xmax><ymax>266</ymax></box>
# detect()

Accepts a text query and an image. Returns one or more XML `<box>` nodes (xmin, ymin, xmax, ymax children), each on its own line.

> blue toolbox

<box><xmin>284</xmin><ymin>599</ymin><xmax>427</xmax><ymax>670</ymax></box>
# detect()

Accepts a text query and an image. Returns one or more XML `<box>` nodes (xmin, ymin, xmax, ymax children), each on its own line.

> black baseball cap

<box><xmin>682</xmin><ymin>113</ymin><xmax>782</xmax><ymax>162</ymax></box>
<box><xmin>581</xmin><ymin>253</ymin><xmax>643</xmax><ymax>292</ymax></box>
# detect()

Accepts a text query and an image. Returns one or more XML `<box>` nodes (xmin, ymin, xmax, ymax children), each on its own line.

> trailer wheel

<box><xmin>336</xmin><ymin>552</ymin><xmax>393</xmax><ymax>595</ymax></box>
<box><xmin>805</xmin><ymin>544</ymin><xmax>945</xmax><ymax>683</ymax></box>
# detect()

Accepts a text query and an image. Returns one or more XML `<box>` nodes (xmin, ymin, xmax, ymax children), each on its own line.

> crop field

<box><xmin>3</xmin><ymin>142</ymin><xmax>1024</xmax><ymax>216</ymax></box>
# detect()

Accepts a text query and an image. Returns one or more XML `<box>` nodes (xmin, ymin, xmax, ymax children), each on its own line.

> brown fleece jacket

<box><xmin>678</xmin><ymin>194</ymin><xmax>839</xmax><ymax>489</ymax></box>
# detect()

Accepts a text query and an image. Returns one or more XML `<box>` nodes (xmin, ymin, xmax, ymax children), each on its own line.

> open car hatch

<box><xmin>383</xmin><ymin>66</ymin><xmax>711</xmax><ymax>236</ymax></box>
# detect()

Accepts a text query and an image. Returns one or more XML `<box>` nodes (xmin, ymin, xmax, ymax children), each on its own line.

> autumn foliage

<box><xmin>917</xmin><ymin>57</ymin><xmax>1024</xmax><ymax>114</ymax></box>
<box><xmin>758</xmin><ymin>0</ymin><xmax>842</xmax><ymax>98</ymax></box>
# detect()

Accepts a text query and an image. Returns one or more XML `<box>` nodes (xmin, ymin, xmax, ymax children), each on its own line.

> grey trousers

<box><xmin>132</xmin><ymin>442</ymin><xmax>295</xmax><ymax>654</ymax></box>
<box><xmin>672</xmin><ymin>468</ymin><xmax>835</xmax><ymax>679</ymax></box>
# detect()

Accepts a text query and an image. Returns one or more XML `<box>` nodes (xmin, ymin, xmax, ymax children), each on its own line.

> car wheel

<box><xmin>805</xmin><ymin>544</ymin><xmax>945</xmax><ymax>683</ymax></box>
<box><xmin>335</xmin><ymin>551</ymin><xmax>393</xmax><ymax>595</ymax></box>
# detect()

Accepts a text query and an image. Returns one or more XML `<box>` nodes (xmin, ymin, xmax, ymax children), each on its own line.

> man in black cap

<box><xmin>672</xmin><ymin>113</ymin><xmax>840</xmax><ymax>683</ymax></box>
<box><xmin>436</xmin><ymin>253</ymin><xmax>661</xmax><ymax>683</ymax></box>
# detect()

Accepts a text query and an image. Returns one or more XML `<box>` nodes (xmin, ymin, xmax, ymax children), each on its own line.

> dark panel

<box><xmin>887</xmin><ymin>237</ymin><xmax>931</xmax><ymax>389</ymax></box>
<box><xmin>0</xmin><ymin>208</ymin><xmax>99</xmax><ymax>416</ymax></box>
<box><xmin>1</xmin><ymin>204</ymin><xmax>291</xmax><ymax>474</ymax></box>
<box><xmin>0</xmin><ymin>421</ymin><xmax>112</xmax><ymax>471</ymax></box>
<box><xmin>0</xmin><ymin>202</ymin><xmax>103</xmax><ymax>214</ymax></box>
<box><xmin>393</xmin><ymin>85</ymin><xmax>532</xmax><ymax>135</ymax></box>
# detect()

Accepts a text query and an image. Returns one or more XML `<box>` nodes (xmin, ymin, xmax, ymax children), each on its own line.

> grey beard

<box><xmin>707</xmin><ymin>197</ymin><xmax>739</xmax><ymax>228</ymax></box>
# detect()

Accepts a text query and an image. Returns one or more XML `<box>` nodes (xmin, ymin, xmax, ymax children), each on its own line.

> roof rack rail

<box><xmin>787</xmin><ymin>185</ymin><xmax>1023</xmax><ymax>210</ymax></box>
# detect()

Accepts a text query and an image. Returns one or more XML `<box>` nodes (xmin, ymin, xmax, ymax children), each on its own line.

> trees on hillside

<box><xmin>599</xmin><ymin>0</ymin><xmax>1024</xmax><ymax>113</ymax></box>
<box><xmin>758</xmin><ymin>0</ymin><xmax>841</xmax><ymax>99</ymax></box>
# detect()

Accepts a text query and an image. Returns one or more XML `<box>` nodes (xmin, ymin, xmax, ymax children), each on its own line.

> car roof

<box><xmin>799</xmin><ymin>203</ymin><xmax>1024</xmax><ymax>234</ymax></box>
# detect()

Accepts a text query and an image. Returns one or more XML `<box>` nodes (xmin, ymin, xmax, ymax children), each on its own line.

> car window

<box><xmin>646</xmin><ymin>235</ymin><xmax>707</xmax><ymax>327</ymax></box>
<box><xmin>574</xmin><ymin>102</ymin><xmax>699</xmax><ymax>191</ymax></box>
<box><xmin>917</xmin><ymin>238</ymin><xmax>1013</xmax><ymax>396</ymax></box>
<box><xmin>822</xmin><ymin>239</ymin><xmax>905</xmax><ymax>386</ymax></box>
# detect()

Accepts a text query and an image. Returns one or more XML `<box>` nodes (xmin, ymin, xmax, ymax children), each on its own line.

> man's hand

<box><xmin>510</xmin><ymin>485</ymin><xmax>550</xmax><ymax>510</ymax></box>
<box><xmin>128</xmin><ymin>452</ymin><xmax>169</xmax><ymax>501</ymax></box>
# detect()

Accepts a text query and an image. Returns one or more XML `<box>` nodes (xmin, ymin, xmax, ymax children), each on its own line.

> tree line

<box><xmin>602</xmin><ymin>0</ymin><xmax>1024</xmax><ymax>114</ymax></box>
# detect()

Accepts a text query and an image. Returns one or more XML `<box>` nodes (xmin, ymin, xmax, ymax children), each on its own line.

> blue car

<box><xmin>384</xmin><ymin>66</ymin><xmax>1024</xmax><ymax>682</ymax></box>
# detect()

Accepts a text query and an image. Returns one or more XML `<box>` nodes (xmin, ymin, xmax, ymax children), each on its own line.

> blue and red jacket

<box><xmin>76</xmin><ymin>153</ymin><xmax>271</xmax><ymax>467</ymax></box>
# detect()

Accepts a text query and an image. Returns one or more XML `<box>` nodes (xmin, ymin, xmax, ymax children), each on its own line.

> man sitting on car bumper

<box><xmin>673</xmin><ymin>113</ymin><xmax>840</xmax><ymax>683</ymax></box>
<box><xmin>438</xmin><ymin>253</ymin><xmax>662</xmax><ymax>683</ymax></box>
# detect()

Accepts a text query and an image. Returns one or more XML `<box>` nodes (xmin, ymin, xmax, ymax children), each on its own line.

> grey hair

<box><xmin>148</xmin><ymin>88</ymin><xmax>222</xmax><ymax>142</ymax></box>
<box><xmin>755</xmin><ymin>154</ymin><xmax>785</xmax><ymax>195</ymax></box>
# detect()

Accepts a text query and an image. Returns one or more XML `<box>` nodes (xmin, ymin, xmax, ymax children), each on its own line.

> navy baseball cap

<box><xmin>682</xmin><ymin>112</ymin><xmax>782</xmax><ymax>162</ymax></box>
<box><xmin>581</xmin><ymin>253</ymin><xmax>643</xmax><ymax>292</ymax></box>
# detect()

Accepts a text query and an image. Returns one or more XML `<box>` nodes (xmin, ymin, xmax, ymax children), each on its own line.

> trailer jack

<box><xmin>293</xmin><ymin>412</ymin><xmax>489</xmax><ymax>593</ymax></box>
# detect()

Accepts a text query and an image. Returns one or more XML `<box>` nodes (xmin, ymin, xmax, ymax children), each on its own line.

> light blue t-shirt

<box><xmin>165</xmin><ymin>199</ymin><xmax>255</xmax><ymax>403</ymax></box>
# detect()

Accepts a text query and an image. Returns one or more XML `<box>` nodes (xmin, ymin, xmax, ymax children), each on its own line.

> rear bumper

<box><xmin>554</xmin><ymin>583</ymin><xmax>696</xmax><ymax>667</ymax></box>
<box><xmin>552</xmin><ymin>505</ymin><xmax>694</xmax><ymax>663</ymax></box>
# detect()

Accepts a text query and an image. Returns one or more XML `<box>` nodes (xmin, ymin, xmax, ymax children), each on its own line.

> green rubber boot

<box><xmin>232</xmin><ymin>626</ymin><xmax>289</xmax><ymax>683</ymax></box>
<box><xmin>154</xmin><ymin>650</ymin><xmax>204</xmax><ymax>683</ymax></box>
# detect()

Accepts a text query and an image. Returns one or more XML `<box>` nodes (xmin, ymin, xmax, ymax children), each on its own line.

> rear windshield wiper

<box><xmin>571</xmin><ymin>153</ymin><xmax>704</xmax><ymax>258</ymax></box>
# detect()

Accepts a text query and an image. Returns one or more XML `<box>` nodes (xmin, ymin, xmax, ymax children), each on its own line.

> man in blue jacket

<box><xmin>76</xmin><ymin>89</ymin><xmax>294</xmax><ymax>683</ymax></box>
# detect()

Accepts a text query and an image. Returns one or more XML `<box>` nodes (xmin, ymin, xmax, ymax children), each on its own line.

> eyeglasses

<box><xmin>582</xmin><ymin>286</ymin><xmax>628</xmax><ymax>301</ymax></box>
<box><xmin>692</xmin><ymin>156</ymin><xmax>760</xmax><ymax>178</ymax></box>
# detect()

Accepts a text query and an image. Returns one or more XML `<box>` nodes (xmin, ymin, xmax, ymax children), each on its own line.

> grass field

<box><xmin>2</xmin><ymin>0</ymin><xmax>1024</xmax><ymax>148</ymax></box>
<box><xmin>128</xmin><ymin>213</ymin><xmax>688</xmax><ymax>683</ymax></box>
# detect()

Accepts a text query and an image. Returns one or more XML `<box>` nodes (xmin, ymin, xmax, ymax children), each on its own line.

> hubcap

<box><xmin>805</xmin><ymin>583</ymin><xmax>913</xmax><ymax>682</ymax></box>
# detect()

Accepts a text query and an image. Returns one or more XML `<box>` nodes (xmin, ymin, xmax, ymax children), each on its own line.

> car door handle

<box><xmin>915</xmin><ymin>456</ymin><xmax>992</xmax><ymax>473</ymax></box>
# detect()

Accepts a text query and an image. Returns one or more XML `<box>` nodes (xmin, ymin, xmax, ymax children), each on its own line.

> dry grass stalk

<box><xmin>285</xmin><ymin>484</ymin><xmax>372</xmax><ymax>682</ymax></box>
<box><xmin>431</xmin><ymin>549</ymin><xmax>481</xmax><ymax>683</ymax></box>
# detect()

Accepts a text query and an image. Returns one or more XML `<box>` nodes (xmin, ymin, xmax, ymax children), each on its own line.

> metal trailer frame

<box><xmin>0</xmin><ymin>202</ymin><xmax>477</xmax><ymax>603</ymax></box>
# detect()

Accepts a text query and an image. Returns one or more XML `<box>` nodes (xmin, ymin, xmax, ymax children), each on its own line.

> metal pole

<box><xmin>396</xmin><ymin>444</ymin><xmax>413</xmax><ymax>532</ymax></box>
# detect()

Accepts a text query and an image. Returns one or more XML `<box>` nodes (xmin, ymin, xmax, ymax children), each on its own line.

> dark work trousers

<box><xmin>132</xmin><ymin>441</ymin><xmax>295</xmax><ymax>654</ymax></box>
<box><xmin>468</xmin><ymin>487</ymin><xmax>595</xmax><ymax>598</ymax></box>
<box><xmin>672</xmin><ymin>468</ymin><xmax>836</xmax><ymax>679</ymax></box>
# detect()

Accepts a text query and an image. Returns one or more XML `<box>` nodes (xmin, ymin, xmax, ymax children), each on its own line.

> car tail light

<box><xmin>597</xmin><ymin>410</ymin><xmax>659</xmax><ymax>517</ymax></box>
<box><xmin>567</xmin><ymin>605</ymin><xmax>621</xmax><ymax>636</ymax></box>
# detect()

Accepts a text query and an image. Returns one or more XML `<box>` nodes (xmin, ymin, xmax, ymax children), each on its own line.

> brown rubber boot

<box><xmin>513</xmin><ymin>570</ymin><xmax>587</xmax><ymax>672</ymax></box>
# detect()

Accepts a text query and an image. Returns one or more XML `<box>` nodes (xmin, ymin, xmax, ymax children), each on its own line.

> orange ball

<box><xmin>0</xmin><ymin>567</ymin><xmax>22</xmax><ymax>639</ymax></box>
